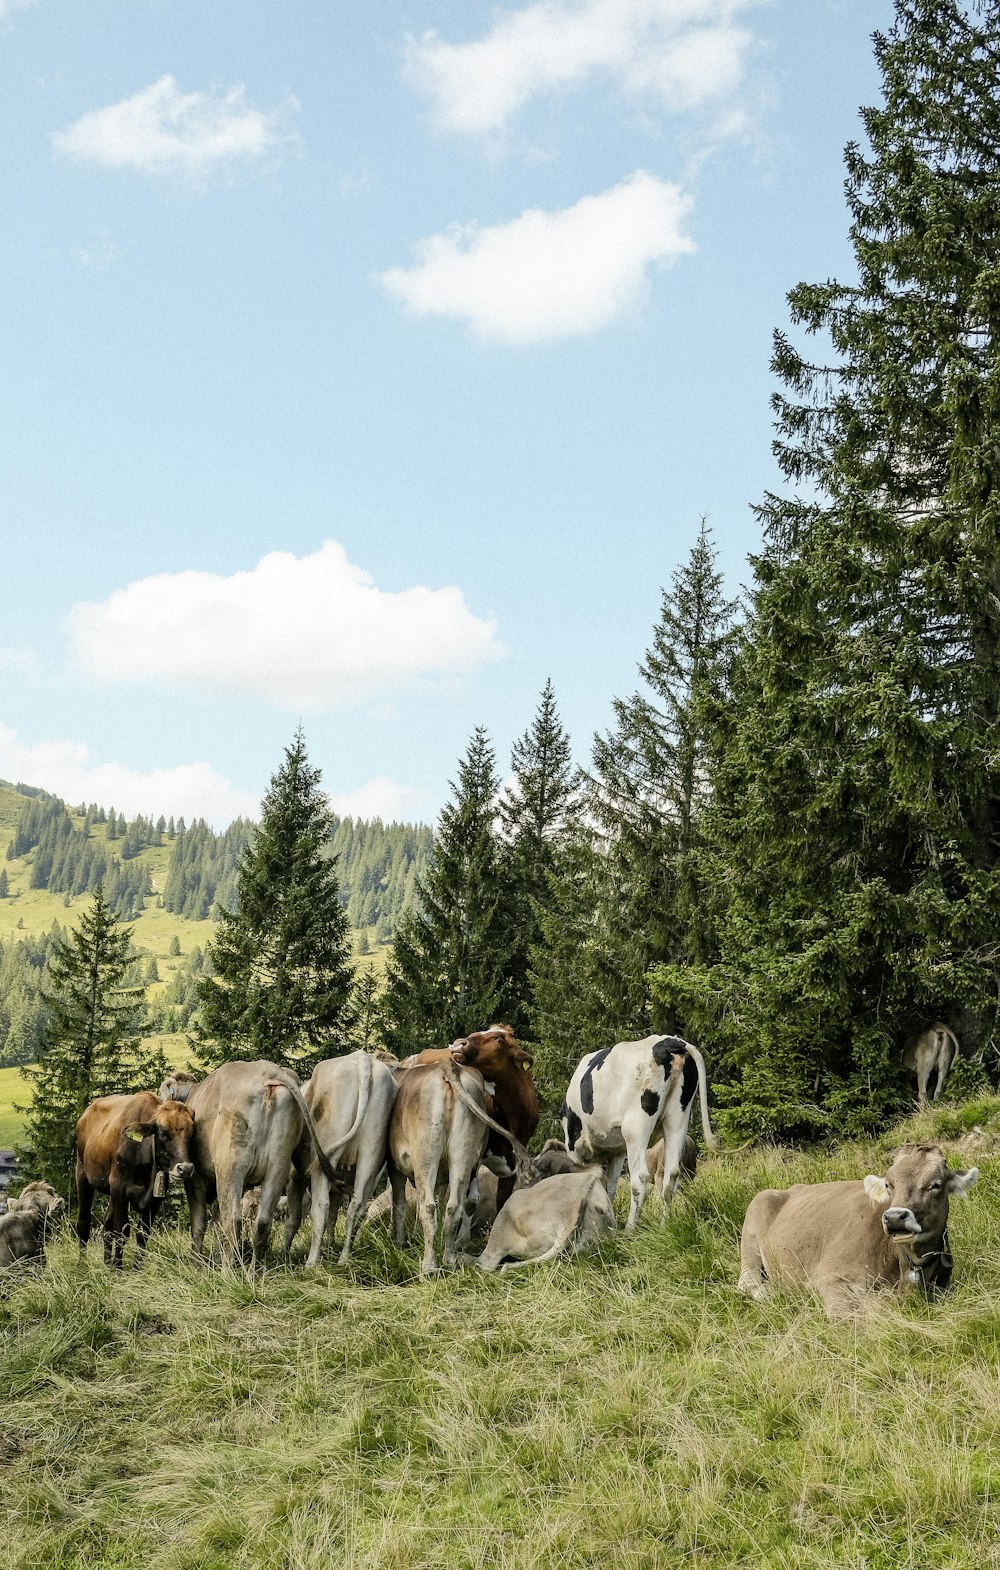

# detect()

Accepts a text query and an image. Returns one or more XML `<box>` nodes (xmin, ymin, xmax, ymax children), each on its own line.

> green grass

<box><xmin>2</xmin><ymin>1100</ymin><xmax>999</xmax><ymax>1568</ymax></box>
<box><xmin>0</xmin><ymin>1065</ymin><xmax>28</xmax><ymax>1145</ymax></box>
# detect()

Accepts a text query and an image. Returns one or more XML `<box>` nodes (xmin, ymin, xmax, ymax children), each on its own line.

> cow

<box><xmin>474</xmin><ymin>1168</ymin><xmax>616</xmax><ymax>1273</ymax></box>
<box><xmin>561</xmin><ymin>1034</ymin><xmax>720</xmax><ymax>1232</ymax></box>
<box><xmin>388</xmin><ymin>1060</ymin><xmax>499</xmax><ymax>1275</ymax></box>
<box><xmin>159</xmin><ymin>1070</ymin><xmax>200</xmax><ymax>1103</ymax></box>
<box><xmin>6</xmin><ymin>1180</ymin><xmax>64</xmax><ymax>1216</ymax></box>
<box><xmin>283</xmin><ymin>1051</ymin><xmax>399</xmax><ymax>1265</ymax></box>
<box><xmin>903</xmin><ymin>1023</ymin><xmax>960</xmax><ymax>1108</ymax></box>
<box><xmin>182</xmin><ymin>1060</ymin><xmax>339</xmax><ymax>1270</ymax></box>
<box><xmin>404</xmin><ymin>1024</ymin><xmax>539</xmax><ymax>1213</ymax></box>
<box><xmin>646</xmin><ymin>1134</ymin><xmax>698</xmax><ymax>1195</ymax></box>
<box><xmin>75</xmin><ymin>1092</ymin><xmax>196</xmax><ymax>1266</ymax></box>
<box><xmin>0</xmin><ymin>1183</ymin><xmax>63</xmax><ymax>1270</ymax></box>
<box><xmin>738</xmin><ymin>1143</ymin><xmax>979</xmax><ymax>1318</ymax></box>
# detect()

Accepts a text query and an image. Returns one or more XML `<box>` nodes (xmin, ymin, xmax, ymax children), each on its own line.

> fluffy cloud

<box><xmin>51</xmin><ymin>75</ymin><xmax>299</xmax><ymax>181</ymax></box>
<box><xmin>378</xmin><ymin>171</ymin><xmax>694</xmax><ymax>344</ymax></box>
<box><xmin>0</xmin><ymin>0</ymin><xmax>39</xmax><ymax>21</ymax></box>
<box><xmin>0</xmin><ymin>724</ymin><xmax>259</xmax><ymax>827</ymax></box>
<box><xmin>327</xmin><ymin>776</ymin><xmax>428</xmax><ymax>823</ymax></box>
<box><xmin>67</xmin><ymin>540</ymin><xmax>504</xmax><ymax>709</ymax></box>
<box><xmin>405</xmin><ymin>0</ymin><xmax>758</xmax><ymax>137</ymax></box>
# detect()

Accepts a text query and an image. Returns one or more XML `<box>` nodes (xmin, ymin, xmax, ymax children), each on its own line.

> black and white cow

<box><xmin>561</xmin><ymin>1034</ymin><xmax>720</xmax><ymax>1232</ymax></box>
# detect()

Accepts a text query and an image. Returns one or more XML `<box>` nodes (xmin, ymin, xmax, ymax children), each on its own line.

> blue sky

<box><xmin>0</xmin><ymin>0</ymin><xmax>892</xmax><ymax>827</ymax></box>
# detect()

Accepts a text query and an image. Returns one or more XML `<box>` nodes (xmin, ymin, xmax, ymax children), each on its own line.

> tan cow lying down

<box><xmin>474</xmin><ymin>1168</ymin><xmax>616</xmax><ymax>1273</ymax></box>
<box><xmin>738</xmin><ymin>1144</ymin><xmax>978</xmax><ymax>1318</ymax></box>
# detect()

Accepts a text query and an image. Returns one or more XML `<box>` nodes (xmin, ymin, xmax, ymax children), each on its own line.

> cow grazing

<box><xmin>903</xmin><ymin>1024</ymin><xmax>960</xmax><ymax>1108</ymax></box>
<box><xmin>182</xmin><ymin>1060</ymin><xmax>339</xmax><ymax>1269</ymax></box>
<box><xmin>405</xmin><ymin>1025</ymin><xmax>539</xmax><ymax>1212</ymax></box>
<box><xmin>475</xmin><ymin>1168</ymin><xmax>616</xmax><ymax>1273</ymax></box>
<box><xmin>562</xmin><ymin>1035</ymin><xmax>720</xmax><ymax>1232</ymax></box>
<box><xmin>388</xmin><ymin>1060</ymin><xmax>494</xmax><ymax>1274</ymax></box>
<box><xmin>738</xmin><ymin>1143</ymin><xmax>979</xmax><ymax>1318</ymax></box>
<box><xmin>75</xmin><ymin>1092</ymin><xmax>196</xmax><ymax>1266</ymax></box>
<box><xmin>0</xmin><ymin>1184</ymin><xmax>62</xmax><ymax>1270</ymax></box>
<box><xmin>284</xmin><ymin>1051</ymin><xmax>398</xmax><ymax>1265</ymax></box>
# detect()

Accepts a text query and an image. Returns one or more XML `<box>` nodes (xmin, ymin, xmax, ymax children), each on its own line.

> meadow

<box><xmin>2</xmin><ymin>1096</ymin><xmax>999</xmax><ymax>1570</ymax></box>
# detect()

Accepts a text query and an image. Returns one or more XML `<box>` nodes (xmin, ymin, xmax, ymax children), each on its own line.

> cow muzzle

<box><xmin>170</xmin><ymin>1162</ymin><xmax>195</xmax><ymax>1181</ymax></box>
<box><xmin>882</xmin><ymin>1207</ymin><xmax>921</xmax><ymax>1237</ymax></box>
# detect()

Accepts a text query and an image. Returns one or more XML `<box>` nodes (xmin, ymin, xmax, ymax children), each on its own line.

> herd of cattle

<box><xmin>0</xmin><ymin>1020</ymin><xmax>982</xmax><ymax>1318</ymax></box>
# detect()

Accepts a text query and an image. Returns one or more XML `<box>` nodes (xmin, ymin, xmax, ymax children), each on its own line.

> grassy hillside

<box><xmin>0</xmin><ymin>1065</ymin><xmax>27</xmax><ymax>1145</ymax></box>
<box><xmin>0</xmin><ymin>781</ymin><xmax>389</xmax><ymax>1057</ymax></box>
<box><xmin>1</xmin><ymin>1097</ymin><xmax>998</xmax><ymax>1569</ymax></box>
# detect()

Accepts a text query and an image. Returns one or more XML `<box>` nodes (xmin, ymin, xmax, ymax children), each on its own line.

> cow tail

<box><xmin>324</xmin><ymin>1053</ymin><xmax>373</xmax><ymax>1164</ymax></box>
<box><xmin>685</xmin><ymin>1041</ymin><xmax>722</xmax><ymax>1153</ymax></box>
<box><xmin>441</xmin><ymin>1063</ymin><xmax>535</xmax><ymax>1179</ymax></box>
<box><xmin>284</xmin><ymin>1083</ymin><xmax>340</xmax><ymax>1187</ymax></box>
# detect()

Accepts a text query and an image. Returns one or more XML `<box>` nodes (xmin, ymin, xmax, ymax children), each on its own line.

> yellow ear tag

<box><xmin>126</xmin><ymin>1129</ymin><xmax>145</xmax><ymax>1143</ymax></box>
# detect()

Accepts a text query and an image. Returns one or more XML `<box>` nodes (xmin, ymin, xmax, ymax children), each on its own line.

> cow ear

<box><xmin>864</xmin><ymin>1174</ymin><xmax>890</xmax><ymax>1204</ymax></box>
<box><xmin>948</xmin><ymin>1166</ymin><xmax>979</xmax><ymax>1198</ymax></box>
<box><xmin>450</xmin><ymin>1043</ymin><xmax>468</xmax><ymax>1065</ymax></box>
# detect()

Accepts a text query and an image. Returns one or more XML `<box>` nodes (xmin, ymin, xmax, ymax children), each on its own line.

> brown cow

<box><xmin>738</xmin><ymin>1144</ymin><xmax>978</xmax><ymax>1318</ymax></box>
<box><xmin>76</xmin><ymin>1092</ymin><xmax>196</xmax><ymax>1266</ymax></box>
<box><xmin>474</xmin><ymin>1168</ymin><xmax>616</xmax><ymax>1273</ymax></box>
<box><xmin>406</xmin><ymin>1024</ymin><xmax>539</xmax><ymax>1212</ymax></box>
<box><xmin>646</xmin><ymin>1135</ymin><xmax>698</xmax><ymax>1195</ymax></box>
<box><xmin>388</xmin><ymin>1060</ymin><xmax>494</xmax><ymax>1275</ymax></box>
<box><xmin>182</xmin><ymin>1060</ymin><xmax>338</xmax><ymax>1270</ymax></box>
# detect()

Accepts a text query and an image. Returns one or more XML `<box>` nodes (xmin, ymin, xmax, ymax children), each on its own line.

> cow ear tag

<box><xmin>125</xmin><ymin>1128</ymin><xmax>144</xmax><ymax>1143</ymax></box>
<box><xmin>863</xmin><ymin>1174</ymin><xmax>889</xmax><ymax>1203</ymax></box>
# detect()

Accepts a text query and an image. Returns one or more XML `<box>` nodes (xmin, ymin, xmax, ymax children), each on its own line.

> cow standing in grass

<box><xmin>561</xmin><ymin>1035</ymin><xmax>719</xmax><ymax>1231</ymax></box>
<box><xmin>75</xmin><ymin>1092</ymin><xmax>196</xmax><ymax>1266</ymax></box>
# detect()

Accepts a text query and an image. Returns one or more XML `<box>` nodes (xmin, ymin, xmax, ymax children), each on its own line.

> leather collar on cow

<box><xmin>895</xmin><ymin>1228</ymin><xmax>953</xmax><ymax>1295</ymax></box>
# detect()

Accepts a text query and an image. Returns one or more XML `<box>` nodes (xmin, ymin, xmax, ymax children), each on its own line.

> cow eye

<box><xmin>929</xmin><ymin>1180</ymin><xmax>943</xmax><ymax>1191</ymax></box>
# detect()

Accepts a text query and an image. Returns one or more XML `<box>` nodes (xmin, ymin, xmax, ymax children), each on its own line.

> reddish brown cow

<box><xmin>406</xmin><ymin>1024</ymin><xmax>539</xmax><ymax>1211</ymax></box>
<box><xmin>75</xmin><ymin>1091</ymin><xmax>196</xmax><ymax>1266</ymax></box>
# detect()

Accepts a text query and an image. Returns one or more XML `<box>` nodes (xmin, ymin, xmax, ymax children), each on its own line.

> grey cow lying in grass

<box><xmin>0</xmin><ymin>1181</ymin><xmax>64</xmax><ymax>1270</ymax></box>
<box><xmin>474</xmin><ymin>1167</ymin><xmax>616</xmax><ymax>1273</ymax></box>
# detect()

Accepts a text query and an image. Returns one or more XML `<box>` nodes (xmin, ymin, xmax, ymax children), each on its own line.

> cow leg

<box><xmin>389</xmin><ymin>1167</ymin><xmax>410</xmax><ymax>1249</ymax></box>
<box><xmin>283</xmin><ymin>1168</ymin><xmax>306</xmax><ymax>1256</ymax></box>
<box><xmin>76</xmin><ymin>1170</ymin><xmax>95</xmax><ymax>1247</ymax></box>
<box><xmin>185</xmin><ymin>1173</ymin><xmax>211</xmax><ymax>1260</ymax></box>
<box><xmin>605</xmin><ymin>1154</ymin><xmax>626</xmax><ymax>1206</ymax></box>
<box><xmin>135</xmin><ymin>1203</ymin><xmax>157</xmax><ymax>1258</ymax></box>
<box><xmin>216</xmin><ymin>1176</ymin><xmax>245</xmax><ymax>1269</ymax></box>
<box><xmin>339</xmin><ymin>1153</ymin><xmax>385</xmax><ymax>1263</ymax></box>
<box><xmin>656</xmin><ymin>1123</ymin><xmax>687</xmax><ymax>1220</ymax></box>
<box><xmin>442</xmin><ymin>1166</ymin><xmax>473</xmax><ymax>1270</ymax></box>
<box><xmin>305</xmin><ymin>1170</ymin><xmax>332</xmax><ymax>1267</ymax></box>
<box><xmin>251</xmin><ymin>1168</ymin><xmax>287</xmax><ymax>1273</ymax></box>
<box><xmin>737</xmin><ymin>1223</ymin><xmax>770</xmax><ymax>1300</ymax></box>
<box><xmin>457</xmin><ymin>1170</ymin><xmax>479</xmax><ymax>1249</ymax></box>
<box><xmin>414</xmin><ymin>1174</ymin><xmax>440</xmax><ymax>1275</ymax></box>
<box><xmin>625</xmin><ymin>1149</ymin><xmax>649</xmax><ymax>1233</ymax></box>
<box><xmin>105</xmin><ymin>1189</ymin><xmax>129</xmax><ymax>1268</ymax></box>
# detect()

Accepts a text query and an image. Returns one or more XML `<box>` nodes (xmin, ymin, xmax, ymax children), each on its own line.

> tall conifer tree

<box><xmin>196</xmin><ymin>731</ymin><xmax>355</xmax><ymax>1074</ymax></box>
<box><xmin>657</xmin><ymin>0</ymin><xmax>1000</xmax><ymax>1137</ymax></box>
<box><xmin>21</xmin><ymin>888</ymin><xmax>161</xmax><ymax>1189</ymax></box>
<box><xmin>499</xmin><ymin>679</ymin><xmax>578</xmax><ymax>1037</ymax></box>
<box><xmin>382</xmin><ymin>727</ymin><xmax>512</xmax><ymax>1050</ymax></box>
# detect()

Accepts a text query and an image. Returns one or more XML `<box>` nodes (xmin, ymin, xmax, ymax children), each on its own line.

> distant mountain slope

<box><xmin>0</xmin><ymin>778</ymin><xmax>433</xmax><ymax>1068</ymax></box>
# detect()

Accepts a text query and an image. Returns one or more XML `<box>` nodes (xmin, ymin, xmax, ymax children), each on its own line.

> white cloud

<box><xmin>0</xmin><ymin>724</ymin><xmax>258</xmax><ymax>827</ymax></box>
<box><xmin>0</xmin><ymin>0</ymin><xmax>39</xmax><ymax>21</ymax></box>
<box><xmin>327</xmin><ymin>776</ymin><xmax>428</xmax><ymax>823</ymax></box>
<box><xmin>378</xmin><ymin>171</ymin><xmax>694</xmax><ymax>344</ymax></box>
<box><xmin>0</xmin><ymin>646</ymin><xmax>37</xmax><ymax>672</ymax></box>
<box><xmin>67</xmin><ymin>540</ymin><xmax>504</xmax><ymax>709</ymax></box>
<box><xmin>405</xmin><ymin>0</ymin><xmax>759</xmax><ymax>138</ymax></box>
<box><xmin>51</xmin><ymin>75</ymin><xmax>299</xmax><ymax>182</ymax></box>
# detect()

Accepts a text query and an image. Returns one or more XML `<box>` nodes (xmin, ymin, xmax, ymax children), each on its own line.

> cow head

<box><xmin>864</xmin><ymin>1144</ymin><xmax>978</xmax><ymax>1245</ymax></box>
<box><xmin>158</xmin><ymin>1071</ymin><xmax>199</xmax><ymax>1104</ymax></box>
<box><xmin>152</xmin><ymin>1102</ymin><xmax>196</xmax><ymax>1182</ymax></box>
<box><xmin>450</xmin><ymin>1025</ymin><xmax>534</xmax><ymax>1081</ymax></box>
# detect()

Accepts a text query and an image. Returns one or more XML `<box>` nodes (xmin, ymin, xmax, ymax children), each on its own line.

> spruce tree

<box><xmin>20</xmin><ymin>888</ymin><xmax>163</xmax><ymax>1189</ymax></box>
<box><xmin>499</xmin><ymin>679</ymin><xmax>578</xmax><ymax>1038</ymax></box>
<box><xmin>382</xmin><ymin>727</ymin><xmax>512</xmax><ymax>1051</ymax></box>
<box><xmin>195</xmin><ymin>731</ymin><xmax>355</xmax><ymax>1074</ymax></box>
<box><xmin>0</xmin><ymin>867</ymin><xmax>8</xmax><ymax>898</ymax></box>
<box><xmin>656</xmin><ymin>0</ymin><xmax>1000</xmax><ymax>1138</ymax></box>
